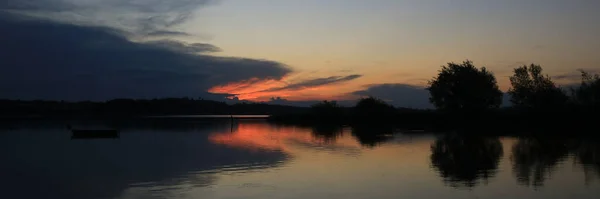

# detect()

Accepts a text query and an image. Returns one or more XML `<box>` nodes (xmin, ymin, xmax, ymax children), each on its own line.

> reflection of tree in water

<box><xmin>571</xmin><ymin>139</ymin><xmax>600</xmax><ymax>184</ymax></box>
<box><xmin>430</xmin><ymin>135</ymin><xmax>503</xmax><ymax>188</ymax></box>
<box><xmin>511</xmin><ymin>138</ymin><xmax>570</xmax><ymax>188</ymax></box>
<box><xmin>351</xmin><ymin>125</ymin><xmax>395</xmax><ymax>147</ymax></box>
<box><xmin>311</xmin><ymin>125</ymin><xmax>343</xmax><ymax>143</ymax></box>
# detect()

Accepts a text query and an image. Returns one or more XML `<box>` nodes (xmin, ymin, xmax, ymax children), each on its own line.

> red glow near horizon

<box><xmin>208</xmin><ymin>77</ymin><xmax>356</xmax><ymax>102</ymax></box>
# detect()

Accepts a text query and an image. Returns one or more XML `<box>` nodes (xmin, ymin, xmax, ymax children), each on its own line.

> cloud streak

<box><xmin>265</xmin><ymin>75</ymin><xmax>362</xmax><ymax>92</ymax></box>
<box><xmin>209</xmin><ymin>75</ymin><xmax>363</xmax><ymax>101</ymax></box>
<box><xmin>553</xmin><ymin>68</ymin><xmax>600</xmax><ymax>82</ymax></box>
<box><xmin>146</xmin><ymin>30</ymin><xmax>190</xmax><ymax>37</ymax></box>
<box><xmin>145</xmin><ymin>40</ymin><xmax>221</xmax><ymax>54</ymax></box>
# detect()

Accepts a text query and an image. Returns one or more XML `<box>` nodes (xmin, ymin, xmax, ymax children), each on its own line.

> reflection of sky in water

<box><xmin>209</xmin><ymin>123</ymin><xmax>363</xmax><ymax>156</ymax></box>
<box><xmin>1</xmin><ymin>121</ymin><xmax>600</xmax><ymax>199</ymax></box>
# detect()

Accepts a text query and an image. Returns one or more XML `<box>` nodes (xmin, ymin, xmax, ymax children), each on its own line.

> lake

<box><xmin>1</xmin><ymin>119</ymin><xmax>599</xmax><ymax>199</ymax></box>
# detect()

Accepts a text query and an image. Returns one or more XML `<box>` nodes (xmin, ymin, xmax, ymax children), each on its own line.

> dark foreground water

<box><xmin>1</xmin><ymin>120</ymin><xmax>600</xmax><ymax>199</ymax></box>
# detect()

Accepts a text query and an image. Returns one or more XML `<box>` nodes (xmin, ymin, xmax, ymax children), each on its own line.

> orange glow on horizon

<box><xmin>208</xmin><ymin>76</ymin><xmax>361</xmax><ymax>102</ymax></box>
<box><xmin>208</xmin><ymin>77</ymin><xmax>286</xmax><ymax>96</ymax></box>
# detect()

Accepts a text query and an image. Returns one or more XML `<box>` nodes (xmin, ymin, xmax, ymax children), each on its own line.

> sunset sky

<box><xmin>1</xmin><ymin>0</ymin><xmax>599</xmax><ymax>108</ymax></box>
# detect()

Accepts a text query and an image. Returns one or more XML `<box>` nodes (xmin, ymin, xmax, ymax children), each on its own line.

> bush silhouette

<box><xmin>508</xmin><ymin>64</ymin><xmax>568</xmax><ymax>109</ymax></box>
<box><xmin>310</xmin><ymin>100</ymin><xmax>343</xmax><ymax>123</ymax></box>
<box><xmin>352</xmin><ymin>97</ymin><xmax>396</xmax><ymax>123</ymax></box>
<box><xmin>427</xmin><ymin>60</ymin><xmax>503</xmax><ymax>111</ymax></box>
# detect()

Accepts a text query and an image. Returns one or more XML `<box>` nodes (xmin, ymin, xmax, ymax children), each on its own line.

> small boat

<box><xmin>68</xmin><ymin>125</ymin><xmax>120</xmax><ymax>139</ymax></box>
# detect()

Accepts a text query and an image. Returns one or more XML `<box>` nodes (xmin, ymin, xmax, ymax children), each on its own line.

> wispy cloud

<box><xmin>553</xmin><ymin>68</ymin><xmax>600</xmax><ymax>82</ymax></box>
<box><xmin>145</xmin><ymin>30</ymin><xmax>190</xmax><ymax>37</ymax></box>
<box><xmin>209</xmin><ymin>75</ymin><xmax>363</xmax><ymax>101</ymax></box>
<box><xmin>145</xmin><ymin>40</ymin><xmax>221</xmax><ymax>54</ymax></box>
<box><xmin>265</xmin><ymin>75</ymin><xmax>362</xmax><ymax>92</ymax></box>
<box><xmin>1</xmin><ymin>0</ymin><xmax>215</xmax><ymax>36</ymax></box>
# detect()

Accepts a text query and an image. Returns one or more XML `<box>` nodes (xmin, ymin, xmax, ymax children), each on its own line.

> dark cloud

<box><xmin>1</xmin><ymin>0</ymin><xmax>214</xmax><ymax>16</ymax></box>
<box><xmin>0</xmin><ymin>13</ymin><xmax>290</xmax><ymax>101</ymax></box>
<box><xmin>145</xmin><ymin>40</ymin><xmax>221</xmax><ymax>54</ymax></box>
<box><xmin>352</xmin><ymin>84</ymin><xmax>433</xmax><ymax>109</ymax></box>
<box><xmin>0</xmin><ymin>0</ymin><xmax>74</xmax><ymax>11</ymax></box>
<box><xmin>266</xmin><ymin>75</ymin><xmax>362</xmax><ymax>92</ymax></box>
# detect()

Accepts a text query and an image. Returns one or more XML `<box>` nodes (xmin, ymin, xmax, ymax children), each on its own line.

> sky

<box><xmin>1</xmin><ymin>0</ymin><xmax>599</xmax><ymax>108</ymax></box>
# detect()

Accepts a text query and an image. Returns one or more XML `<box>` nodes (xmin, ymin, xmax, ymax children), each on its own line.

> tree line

<box><xmin>1</xmin><ymin>60</ymin><xmax>598</xmax><ymax>132</ymax></box>
<box><xmin>428</xmin><ymin>60</ymin><xmax>598</xmax><ymax>111</ymax></box>
<box><xmin>281</xmin><ymin>60</ymin><xmax>599</xmax><ymax>133</ymax></box>
<box><xmin>0</xmin><ymin>98</ymin><xmax>307</xmax><ymax>118</ymax></box>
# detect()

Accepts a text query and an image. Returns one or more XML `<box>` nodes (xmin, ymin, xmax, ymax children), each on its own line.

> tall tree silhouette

<box><xmin>427</xmin><ymin>60</ymin><xmax>503</xmax><ymax>111</ymax></box>
<box><xmin>571</xmin><ymin>71</ymin><xmax>600</xmax><ymax>109</ymax></box>
<box><xmin>508</xmin><ymin>64</ymin><xmax>568</xmax><ymax>109</ymax></box>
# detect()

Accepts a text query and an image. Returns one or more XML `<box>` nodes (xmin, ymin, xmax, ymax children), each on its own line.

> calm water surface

<box><xmin>145</xmin><ymin>115</ymin><xmax>270</xmax><ymax>119</ymax></box>
<box><xmin>1</xmin><ymin>120</ymin><xmax>599</xmax><ymax>199</ymax></box>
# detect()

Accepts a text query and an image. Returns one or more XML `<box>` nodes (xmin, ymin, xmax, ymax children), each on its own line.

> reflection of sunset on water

<box><xmin>7</xmin><ymin>120</ymin><xmax>599</xmax><ymax>199</ymax></box>
<box><xmin>208</xmin><ymin>123</ymin><xmax>362</xmax><ymax>155</ymax></box>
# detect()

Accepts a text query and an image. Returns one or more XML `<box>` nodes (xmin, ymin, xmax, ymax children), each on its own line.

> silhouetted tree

<box><xmin>430</xmin><ymin>135</ymin><xmax>503</xmax><ymax>188</ymax></box>
<box><xmin>310</xmin><ymin>100</ymin><xmax>343</xmax><ymax>123</ymax></box>
<box><xmin>427</xmin><ymin>60</ymin><xmax>503</xmax><ymax>111</ymax></box>
<box><xmin>508</xmin><ymin>64</ymin><xmax>568</xmax><ymax>109</ymax></box>
<box><xmin>353</xmin><ymin>97</ymin><xmax>396</xmax><ymax>123</ymax></box>
<box><xmin>571</xmin><ymin>71</ymin><xmax>600</xmax><ymax>109</ymax></box>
